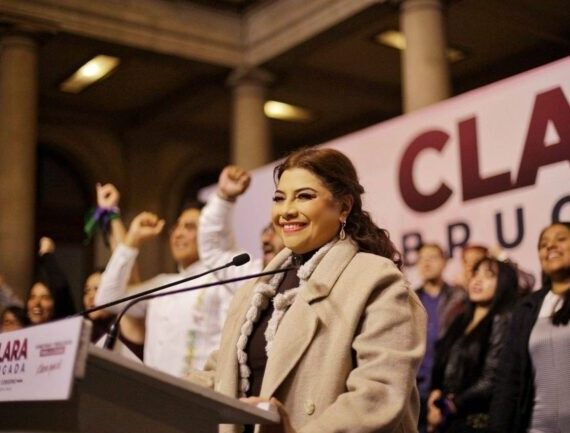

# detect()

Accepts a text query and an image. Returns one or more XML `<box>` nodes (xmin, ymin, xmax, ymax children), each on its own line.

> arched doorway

<box><xmin>36</xmin><ymin>145</ymin><xmax>93</xmax><ymax>309</ymax></box>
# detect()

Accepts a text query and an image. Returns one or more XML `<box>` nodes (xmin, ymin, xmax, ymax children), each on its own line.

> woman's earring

<box><xmin>339</xmin><ymin>220</ymin><xmax>346</xmax><ymax>240</ymax></box>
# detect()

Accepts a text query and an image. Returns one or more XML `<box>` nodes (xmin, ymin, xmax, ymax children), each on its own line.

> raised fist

<box><xmin>124</xmin><ymin>212</ymin><xmax>165</xmax><ymax>249</ymax></box>
<box><xmin>96</xmin><ymin>183</ymin><xmax>120</xmax><ymax>209</ymax></box>
<box><xmin>39</xmin><ymin>237</ymin><xmax>55</xmax><ymax>256</ymax></box>
<box><xmin>218</xmin><ymin>165</ymin><xmax>251</xmax><ymax>201</ymax></box>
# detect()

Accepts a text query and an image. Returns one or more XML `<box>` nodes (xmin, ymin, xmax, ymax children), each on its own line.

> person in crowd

<box><xmin>427</xmin><ymin>257</ymin><xmax>518</xmax><ymax>433</ymax></box>
<box><xmin>94</xmin><ymin>185</ymin><xmax>236</xmax><ymax>377</ymax></box>
<box><xmin>93</xmin><ymin>182</ymin><xmax>129</xmax><ymax>249</ymax></box>
<box><xmin>198</xmin><ymin>165</ymin><xmax>285</xmax><ymax>282</ymax></box>
<box><xmin>487</xmin><ymin>245</ymin><xmax>536</xmax><ymax>296</ymax></box>
<box><xmin>0</xmin><ymin>305</ymin><xmax>29</xmax><ymax>332</ymax></box>
<box><xmin>454</xmin><ymin>244</ymin><xmax>489</xmax><ymax>290</ymax></box>
<box><xmin>83</xmin><ymin>268</ymin><xmax>114</xmax><ymax>340</ymax></box>
<box><xmin>489</xmin><ymin>222</ymin><xmax>570</xmax><ymax>433</ymax></box>
<box><xmin>188</xmin><ymin>147</ymin><xmax>427</xmax><ymax>433</ymax></box>
<box><xmin>456</xmin><ymin>244</ymin><xmax>534</xmax><ymax>296</ymax></box>
<box><xmin>415</xmin><ymin>243</ymin><xmax>466</xmax><ymax>433</ymax></box>
<box><xmin>0</xmin><ymin>273</ymin><xmax>23</xmax><ymax>311</ymax></box>
<box><xmin>86</xmin><ymin>184</ymin><xmax>145</xmax><ymax>351</ymax></box>
<box><xmin>26</xmin><ymin>237</ymin><xmax>76</xmax><ymax>325</ymax></box>
<box><xmin>83</xmin><ymin>268</ymin><xmax>144</xmax><ymax>359</ymax></box>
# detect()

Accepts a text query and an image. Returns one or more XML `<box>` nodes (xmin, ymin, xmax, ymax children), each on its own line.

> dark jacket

<box><xmin>431</xmin><ymin>310</ymin><xmax>512</xmax><ymax>417</ymax></box>
<box><xmin>489</xmin><ymin>287</ymin><xmax>549</xmax><ymax>433</ymax></box>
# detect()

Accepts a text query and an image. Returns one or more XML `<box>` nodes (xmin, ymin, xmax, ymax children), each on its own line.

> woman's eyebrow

<box><xmin>294</xmin><ymin>187</ymin><xmax>318</xmax><ymax>193</ymax></box>
<box><xmin>274</xmin><ymin>187</ymin><xmax>317</xmax><ymax>194</ymax></box>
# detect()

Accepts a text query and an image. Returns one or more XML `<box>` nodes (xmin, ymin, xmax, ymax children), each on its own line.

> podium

<box><xmin>0</xmin><ymin>344</ymin><xmax>279</xmax><ymax>433</ymax></box>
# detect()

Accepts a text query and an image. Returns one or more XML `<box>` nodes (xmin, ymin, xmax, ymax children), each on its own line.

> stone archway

<box><xmin>35</xmin><ymin>144</ymin><xmax>92</xmax><ymax>309</ymax></box>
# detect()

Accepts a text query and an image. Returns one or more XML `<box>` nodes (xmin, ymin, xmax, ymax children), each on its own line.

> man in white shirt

<box><xmin>198</xmin><ymin>165</ymin><xmax>284</xmax><ymax>282</ymax></box>
<box><xmin>95</xmin><ymin>201</ymin><xmax>235</xmax><ymax>378</ymax></box>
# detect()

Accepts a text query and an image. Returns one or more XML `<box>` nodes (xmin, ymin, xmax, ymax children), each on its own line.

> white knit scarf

<box><xmin>236</xmin><ymin>239</ymin><xmax>336</xmax><ymax>396</ymax></box>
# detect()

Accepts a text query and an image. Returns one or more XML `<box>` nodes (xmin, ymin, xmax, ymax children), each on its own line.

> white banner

<box><xmin>0</xmin><ymin>317</ymin><xmax>85</xmax><ymax>401</ymax></box>
<box><xmin>216</xmin><ymin>57</ymin><xmax>570</xmax><ymax>287</ymax></box>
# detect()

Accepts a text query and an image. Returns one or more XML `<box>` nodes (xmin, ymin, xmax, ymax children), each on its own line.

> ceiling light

<box><xmin>264</xmin><ymin>100</ymin><xmax>313</xmax><ymax>122</ymax></box>
<box><xmin>375</xmin><ymin>30</ymin><xmax>406</xmax><ymax>51</ymax></box>
<box><xmin>446</xmin><ymin>47</ymin><xmax>466</xmax><ymax>63</ymax></box>
<box><xmin>374</xmin><ymin>30</ymin><xmax>466</xmax><ymax>63</ymax></box>
<box><xmin>60</xmin><ymin>55</ymin><xmax>120</xmax><ymax>93</ymax></box>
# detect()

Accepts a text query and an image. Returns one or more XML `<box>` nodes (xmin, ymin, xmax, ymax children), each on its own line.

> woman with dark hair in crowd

<box><xmin>26</xmin><ymin>237</ymin><xmax>76</xmax><ymax>325</ymax></box>
<box><xmin>490</xmin><ymin>222</ymin><xmax>570</xmax><ymax>433</ymax></box>
<box><xmin>0</xmin><ymin>305</ymin><xmax>29</xmax><ymax>332</ymax></box>
<box><xmin>83</xmin><ymin>268</ymin><xmax>144</xmax><ymax>360</ymax></box>
<box><xmin>427</xmin><ymin>257</ymin><xmax>519</xmax><ymax>432</ymax></box>
<box><xmin>83</xmin><ymin>267</ymin><xmax>117</xmax><ymax>341</ymax></box>
<box><xmin>188</xmin><ymin>147</ymin><xmax>426</xmax><ymax>433</ymax></box>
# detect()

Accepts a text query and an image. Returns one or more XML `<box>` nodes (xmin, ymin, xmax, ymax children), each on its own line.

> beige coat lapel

<box><xmin>216</xmin><ymin>279</ymin><xmax>254</xmax><ymax>397</ymax></box>
<box><xmin>260</xmin><ymin>239</ymin><xmax>358</xmax><ymax>398</ymax></box>
<box><xmin>217</xmin><ymin>248</ymin><xmax>295</xmax><ymax>397</ymax></box>
<box><xmin>260</xmin><ymin>296</ymin><xmax>318</xmax><ymax>398</ymax></box>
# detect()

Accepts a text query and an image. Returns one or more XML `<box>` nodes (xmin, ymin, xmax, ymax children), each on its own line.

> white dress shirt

<box><xmin>198</xmin><ymin>193</ymin><xmax>264</xmax><ymax>282</ymax></box>
<box><xmin>94</xmin><ymin>243</ymin><xmax>234</xmax><ymax>377</ymax></box>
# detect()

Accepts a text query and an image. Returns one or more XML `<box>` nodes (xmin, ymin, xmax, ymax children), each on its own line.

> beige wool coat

<box><xmin>195</xmin><ymin>238</ymin><xmax>427</xmax><ymax>433</ymax></box>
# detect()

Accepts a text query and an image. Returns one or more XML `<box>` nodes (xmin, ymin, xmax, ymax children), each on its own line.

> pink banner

<box><xmin>216</xmin><ymin>57</ymin><xmax>570</xmax><ymax>286</ymax></box>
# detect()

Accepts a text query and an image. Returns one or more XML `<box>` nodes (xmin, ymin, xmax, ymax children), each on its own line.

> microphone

<box><xmin>79</xmin><ymin>253</ymin><xmax>250</xmax><ymax>318</ymax></box>
<box><xmin>103</xmin><ymin>264</ymin><xmax>298</xmax><ymax>350</ymax></box>
<box><xmin>231</xmin><ymin>253</ymin><xmax>250</xmax><ymax>267</ymax></box>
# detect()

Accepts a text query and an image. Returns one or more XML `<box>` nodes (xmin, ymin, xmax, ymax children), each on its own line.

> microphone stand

<box><xmin>78</xmin><ymin>253</ymin><xmax>250</xmax><ymax>318</ymax></box>
<box><xmin>103</xmin><ymin>265</ymin><xmax>298</xmax><ymax>350</ymax></box>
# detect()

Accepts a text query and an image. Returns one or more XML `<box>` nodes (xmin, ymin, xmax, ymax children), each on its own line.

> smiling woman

<box><xmin>26</xmin><ymin>282</ymin><xmax>55</xmax><ymax>325</ymax></box>
<box><xmin>272</xmin><ymin>147</ymin><xmax>403</xmax><ymax>263</ymax></box>
<box><xmin>189</xmin><ymin>147</ymin><xmax>427</xmax><ymax>433</ymax></box>
<box><xmin>490</xmin><ymin>222</ymin><xmax>570</xmax><ymax>433</ymax></box>
<box><xmin>271</xmin><ymin>168</ymin><xmax>347</xmax><ymax>255</ymax></box>
<box><xmin>26</xmin><ymin>238</ymin><xmax>76</xmax><ymax>326</ymax></box>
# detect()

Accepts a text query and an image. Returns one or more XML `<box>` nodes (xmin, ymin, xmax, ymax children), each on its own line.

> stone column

<box><xmin>400</xmin><ymin>0</ymin><xmax>451</xmax><ymax>112</ymax></box>
<box><xmin>0</xmin><ymin>30</ymin><xmax>39</xmax><ymax>297</ymax></box>
<box><xmin>227</xmin><ymin>68</ymin><xmax>273</xmax><ymax>170</ymax></box>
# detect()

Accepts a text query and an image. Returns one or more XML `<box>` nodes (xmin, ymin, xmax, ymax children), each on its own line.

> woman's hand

<box><xmin>96</xmin><ymin>183</ymin><xmax>120</xmax><ymax>209</ymax></box>
<box><xmin>427</xmin><ymin>406</ymin><xmax>443</xmax><ymax>432</ymax></box>
<box><xmin>124</xmin><ymin>212</ymin><xmax>165</xmax><ymax>249</ymax></box>
<box><xmin>240</xmin><ymin>396</ymin><xmax>295</xmax><ymax>433</ymax></box>
<box><xmin>427</xmin><ymin>389</ymin><xmax>443</xmax><ymax>432</ymax></box>
<box><xmin>427</xmin><ymin>389</ymin><xmax>442</xmax><ymax>408</ymax></box>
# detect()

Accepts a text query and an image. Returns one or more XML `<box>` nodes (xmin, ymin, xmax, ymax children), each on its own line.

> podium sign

<box><xmin>0</xmin><ymin>331</ymin><xmax>279</xmax><ymax>432</ymax></box>
<box><xmin>0</xmin><ymin>317</ymin><xmax>87</xmax><ymax>401</ymax></box>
